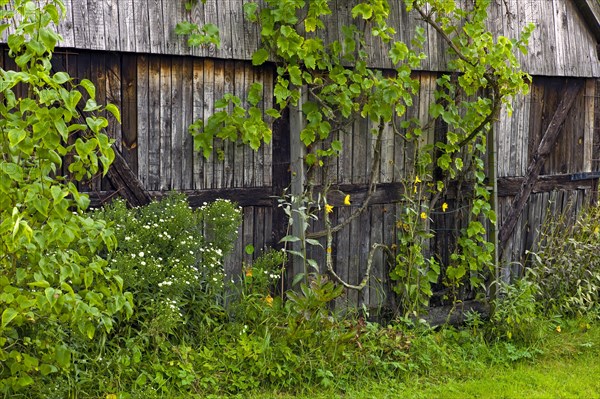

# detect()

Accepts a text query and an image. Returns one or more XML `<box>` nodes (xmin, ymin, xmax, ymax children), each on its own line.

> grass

<box><xmin>234</xmin><ymin>320</ymin><xmax>600</xmax><ymax>399</ymax></box>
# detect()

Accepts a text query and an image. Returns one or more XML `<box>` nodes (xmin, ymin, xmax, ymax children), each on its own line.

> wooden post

<box><xmin>289</xmin><ymin>88</ymin><xmax>307</xmax><ymax>283</ymax></box>
<box><xmin>498</xmin><ymin>80</ymin><xmax>584</xmax><ymax>257</ymax></box>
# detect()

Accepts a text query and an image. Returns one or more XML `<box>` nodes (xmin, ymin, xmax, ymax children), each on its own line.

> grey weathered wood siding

<box><xmin>26</xmin><ymin>49</ymin><xmax>598</xmax><ymax>307</ymax></box>
<box><xmin>495</xmin><ymin>76</ymin><xmax>599</xmax><ymax>270</ymax></box>
<box><xmin>3</xmin><ymin>0</ymin><xmax>599</xmax><ymax>77</ymax></box>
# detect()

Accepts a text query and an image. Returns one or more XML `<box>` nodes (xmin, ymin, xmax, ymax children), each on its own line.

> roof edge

<box><xmin>573</xmin><ymin>0</ymin><xmax>600</xmax><ymax>43</ymax></box>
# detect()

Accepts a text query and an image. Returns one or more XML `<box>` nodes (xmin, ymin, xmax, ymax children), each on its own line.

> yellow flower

<box><xmin>555</xmin><ymin>325</ymin><xmax>561</xmax><ymax>333</ymax></box>
<box><xmin>245</xmin><ymin>268</ymin><xmax>253</xmax><ymax>277</ymax></box>
<box><xmin>442</xmin><ymin>202</ymin><xmax>448</xmax><ymax>212</ymax></box>
<box><xmin>344</xmin><ymin>194</ymin><xmax>351</xmax><ymax>205</ymax></box>
<box><xmin>326</xmin><ymin>247</ymin><xmax>332</xmax><ymax>254</ymax></box>
<box><xmin>414</xmin><ymin>176</ymin><xmax>422</xmax><ymax>184</ymax></box>
<box><xmin>420</xmin><ymin>212</ymin><xmax>427</xmax><ymax>220</ymax></box>
<box><xmin>325</xmin><ymin>204</ymin><xmax>334</xmax><ymax>214</ymax></box>
<box><xmin>265</xmin><ymin>295</ymin><xmax>273</xmax><ymax>306</ymax></box>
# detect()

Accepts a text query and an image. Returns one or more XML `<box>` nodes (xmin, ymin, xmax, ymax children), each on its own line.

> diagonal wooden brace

<box><xmin>498</xmin><ymin>80</ymin><xmax>585</xmax><ymax>257</ymax></box>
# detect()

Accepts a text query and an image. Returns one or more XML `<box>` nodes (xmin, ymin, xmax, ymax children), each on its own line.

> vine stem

<box><xmin>307</xmin><ymin>118</ymin><xmax>385</xmax><ymax>239</ymax></box>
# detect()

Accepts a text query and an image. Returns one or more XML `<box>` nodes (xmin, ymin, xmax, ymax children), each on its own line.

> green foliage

<box><xmin>0</xmin><ymin>0</ymin><xmax>131</xmax><ymax>394</ymax></box>
<box><xmin>390</xmin><ymin>176</ymin><xmax>440</xmax><ymax>316</ymax></box>
<box><xmin>489</xmin><ymin>278</ymin><xmax>542</xmax><ymax>342</ymax></box>
<box><xmin>180</xmin><ymin>0</ymin><xmax>533</xmax><ymax>314</ymax></box>
<box><xmin>94</xmin><ymin>195</ymin><xmax>242</xmax><ymax>334</ymax></box>
<box><xmin>527</xmin><ymin>202</ymin><xmax>600</xmax><ymax>318</ymax></box>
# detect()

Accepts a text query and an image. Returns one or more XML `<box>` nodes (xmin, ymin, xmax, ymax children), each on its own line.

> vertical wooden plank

<box><xmin>170</xmin><ymin>57</ymin><xmax>184</xmax><ymax>190</ymax></box>
<box><xmin>225</xmin><ymin>221</ymin><xmax>244</xmax><ymax>282</ymax></box>
<box><xmin>87</xmin><ymin>0</ymin><xmax>106</xmax><ymax>50</ymax></box>
<box><xmin>162</xmin><ymin>0</ymin><xmax>182</xmax><ymax>54</ymax></box>
<box><xmin>148</xmin><ymin>0</ymin><xmax>164</xmax><ymax>53</ymax></box>
<box><xmin>103</xmin><ymin>0</ymin><xmax>120</xmax><ymax>50</ymax></box>
<box><xmin>357</xmin><ymin>206</ymin><xmax>372</xmax><ymax>309</ymax></box>
<box><xmin>570</xmin><ymin>90</ymin><xmax>585</xmax><ymax>173</ymax></box>
<box><xmin>147</xmin><ymin>56</ymin><xmax>162</xmax><ymax>190</ymax></box>
<box><xmin>335</xmin><ymin>208</ymin><xmax>351</xmax><ymax>309</ymax></box>
<box><xmin>181</xmin><ymin>57</ymin><xmax>195</xmax><ymax>189</ymax></box>
<box><xmin>582</xmin><ymin>80</ymin><xmax>595</xmax><ymax>173</ymax></box>
<box><xmin>159</xmin><ymin>57</ymin><xmax>172</xmax><ymax>191</ymax></box>
<box><xmin>202</xmin><ymin>59</ymin><xmax>215</xmax><ymax>188</ymax></box>
<box><xmin>92</xmin><ymin>52</ymin><xmax>107</xmax><ymax>190</ymax></box>
<box><xmin>217</xmin><ymin>0</ymin><xmax>234</xmax><ymax>59</ymax></box>
<box><xmin>253</xmin><ymin>64</ymin><xmax>266</xmax><ymax>187</ymax></box>
<box><xmin>122</xmin><ymin>54</ymin><xmax>139</xmax><ymax>178</ymax></box>
<box><xmin>105</xmin><ymin>53</ymin><xmax>123</xmax><ymax>154</ymax></box>
<box><xmin>519</xmin><ymin>91</ymin><xmax>531</xmax><ymax>176</ymax></box>
<box><xmin>381</xmin><ymin>203</ymin><xmax>397</xmax><ymax>310</ymax></box>
<box><xmin>552</xmin><ymin>0</ymin><xmax>568</xmax><ymax>77</ymax></box>
<box><xmin>243</xmin><ymin>63</ymin><xmax>256</xmax><ymax>186</ymax></box>
<box><xmin>221</xmin><ymin>61</ymin><xmax>235</xmax><ymax>188</ymax></box>
<box><xmin>242</xmin><ymin>0</ymin><xmax>260</xmax><ymax>60</ymax></box>
<box><xmin>262</xmin><ymin>65</ymin><xmax>274</xmax><ymax>187</ymax></box>
<box><xmin>74</xmin><ymin>53</ymin><xmax>91</xmax><ymax>191</ymax></box>
<box><xmin>253</xmin><ymin>207</ymin><xmax>266</xmax><ymax>256</ymax></box>
<box><xmin>192</xmin><ymin>59</ymin><xmax>205</xmax><ymax>189</ymax></box>
<box><xmin>118</xmin><ymin>0</ymin><xmax>136</xmax><ymax>53</ymax></box>
<box><xmin>527</xmin><ymin>79</ymin><xmax>544</xmax><ymax>170</ymax></box>
<box><xmin>352</xmin><ymin>118</ymin><xmax>368</xmax><ymax>184</ymax></box>
<box><xmin>203</xmin><ymin>0</ymin><xmax>219</xmax><ymax>58</ymax></box>
<box><xmin>58</xmin><ymin>0</ymin><xmax>76</xmax><ymax>48</ymax></box>
<box><xmin>212</xmin><ymin>59</ymin><xmax>225</xmax><ymax>188</ymax></box>
<box><xmin>242</xmin><ymin>207</ymin><xmax>254</xmax><ymax>266</ymax></box>
<box><xmin>136</xmin><ymin>55</ymin><xmax>149</xmax><ymax>187</ymax></box>
<box><xmin>232</xmin><ymin>61</ymin><xmax>246</xmax><ymax>188</ymax></box>
<box><xmin>229</xmin><ymin>1</ymin><xmax>245</xmax><ymax>59</ymax></box>
<box><xmin>133</xmin><ymin>0</ymin><xmax>150</xmax><ymax>52</ymax></box>
<box><xmin>72</xmin><ymin>0</ymin><xmax>89</xmax><ymax>49</ymax></box>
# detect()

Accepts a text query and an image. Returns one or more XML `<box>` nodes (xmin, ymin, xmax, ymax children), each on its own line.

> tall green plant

<box><xmin>0</xmin><ymin>0</ymin><xmax>130</xmax><ymax>393</ymax></box>
<box><xmin>178</xmin><ymin>0</ymin><xmax>533</xmax><ymax>312</ymax></box>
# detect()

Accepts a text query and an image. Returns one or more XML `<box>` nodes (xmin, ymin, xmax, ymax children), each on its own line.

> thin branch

<box><xmin>307</xmin><ymin>118</ymin><xmax>385</xmax><ymax>239</ymax></box>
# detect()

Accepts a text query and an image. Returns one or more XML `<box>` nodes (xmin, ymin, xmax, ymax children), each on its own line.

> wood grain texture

<box><xmin>23</xmin><ymin>0</ymin><xmax>598</xmax><ymax>77</ymax></box>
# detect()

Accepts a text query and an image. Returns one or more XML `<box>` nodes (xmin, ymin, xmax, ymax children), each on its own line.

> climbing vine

<box><xmin>179</xmin><ymin>0</ymin><xmax>533</xmax><ymax>315</ymax></box>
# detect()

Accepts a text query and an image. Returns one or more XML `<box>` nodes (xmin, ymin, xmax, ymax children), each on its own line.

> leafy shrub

<box><xmin>527</xmin><ymin>203</ymin><xmax>600</xmax><ymax>318</ymax></box>
<box><xmin>95</xmin><ymin>194</ymin><xmax>242</xmax><ymax>336</ymax></box>
<box><xmin>489</xmin><ymin>278</ymin><xmax>542</xmax><ymax>342</ymax></box>
<box><xmin>0</xmin><ymin>1</ymin><xmax>130</xmax><ymax>395</ymax></box>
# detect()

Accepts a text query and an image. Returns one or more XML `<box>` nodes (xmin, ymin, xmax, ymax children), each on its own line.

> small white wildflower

<box><xmin>125</xmin><ymin>236</ymin><xmax>131</xmax><ymax>241</ymax></box>
<box><xmin>139</xmin><ymin>251</ymin><xmax>144</xmax><ymax>257</ymax></box>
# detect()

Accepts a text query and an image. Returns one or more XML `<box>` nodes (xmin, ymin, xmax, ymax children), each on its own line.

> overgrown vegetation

<box><xmin>179</xmin><ymin>0</ymin><xmax>533</xmax><ymax>313</ymax></box>
<box><xmin>1</xmin><ymin>0</ymin><xmax>600</xmax><ymax>398</ymax></box>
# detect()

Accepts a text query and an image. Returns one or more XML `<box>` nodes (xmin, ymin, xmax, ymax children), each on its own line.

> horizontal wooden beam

<box><xmin>88</xmin><ymin>187</ymin><xmax>274</xmax><ymax>208</ymax></box>
<box><xmin>87</xmin><ymin>172</ymin><xmax>600</xmax><ymax>210</ymax></box>
<box><xmin>497</xmin><ymin>174</ymin><xmax>596</xmax><ymax>197</ymax></box>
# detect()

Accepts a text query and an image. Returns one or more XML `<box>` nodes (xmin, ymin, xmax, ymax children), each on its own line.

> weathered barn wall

<box><xmin>1</xmin><ymin>0</ymin><xmax>599</xmax><ymax>310</ymax></box>
<box><xmin>2</xmin><ymin>0</ymin><xmax>599</xmax><ymax>76</ymax></box>
<box><xmin>496</xmin><ymin>77</ymin><xmax>599</xmax><ymax>273</ymax></box>
<box><xmin>5</xmin><ymin>46</ymin><xmax>594</xmax><ymax>308</ymax></box>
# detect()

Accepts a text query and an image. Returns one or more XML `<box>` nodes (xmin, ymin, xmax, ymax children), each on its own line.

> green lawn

<box><xmin>240</xmin><ymin>323</ymin><xmax>600</xmax><ymax>399</ymax></box>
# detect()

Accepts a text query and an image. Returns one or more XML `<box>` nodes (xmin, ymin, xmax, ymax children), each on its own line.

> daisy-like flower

<box><xmin>420</xmin><ymin>212</ymin><xmax>427</xmax><ymax>220</ymax></box>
